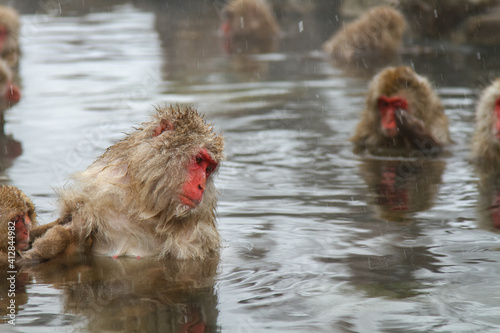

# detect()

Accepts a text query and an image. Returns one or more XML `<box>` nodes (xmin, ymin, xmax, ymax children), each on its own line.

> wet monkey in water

<box><xmin>220</xmin><ymin>0</ymin><xmax>280</xmax><ymax>53</ymax></box>
<box><xmin>0</xmin><ymin>6</ymin><xmax>20</xmax><ymax>68</ymax></box>
<box><xmin>322</xmin><ymin>6</ymin><xmax>407</xmax><ymax>68</ymax></box>
<box><xmin>351</xmin><ymin>66</ymin><xmax>451</xmax><ymax>156</ymax></box>
<box><xmin>472</xmin><ymin>79</ymin><xmax>500</xmax><ymax>165</ymax></box>
<box><xmin>22</xmin><ymin>105</ymin><xmax>224</xmax><ymax>263</ymax></box>
<box><xmin>0</xmin><ymin>185</ymin><xmax>64</xmax><ymax>264</ymax></box>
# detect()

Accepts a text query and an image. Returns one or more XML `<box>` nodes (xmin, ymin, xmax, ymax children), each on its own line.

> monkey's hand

<box><xmin>30</xmin><ymin>215</ymin><xmax>71</xmax><ymax>240</ymax></box>
<box><xmin>395</xmin><ymin>108</ymin><xmax>442</xmax><ymax>155</ymax></box>
<box><xmin>19</xmin><ymin>225</ymin><xmax>73</xmax><ymax>266</ymax></box>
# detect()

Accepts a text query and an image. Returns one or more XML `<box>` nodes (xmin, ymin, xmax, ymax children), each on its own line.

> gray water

<box><xmin>2</xmin><ymin>1</ymin><xmax>500</xmax><ymax>332</ymax></box>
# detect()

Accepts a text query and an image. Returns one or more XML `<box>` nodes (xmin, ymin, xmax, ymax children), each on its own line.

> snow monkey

<box><xmin>22</xmin><ymin>105</ymin><xmax>224</xmax><ymax>263</ymax></box>
<box><xmin>351</xmin><ymin>66</ymin><xmax>450</xmax><ymax>156</ymax></box>
<box><xmin>472</xmin><ymin>79</ymin><xmax>500</xmax><ymax>165</ymax></box>
<box><xmin>221</xmin><ymin>0</ymin><xmax>281</xmax><ymax>53</ymax></box>
<box><xmin>0</xmin><ymin>185</ymin><xmax>65</xmax><ymax>265</ymax></box>
<box><xmin>323</xmin><ymin>6</ymin><xmax>407</xmax><ymax>68</ymax></box>
<box><xmin>0</xmin><ymin>6</ymin><xmax>20</xmax><ymax>68</ymax></box>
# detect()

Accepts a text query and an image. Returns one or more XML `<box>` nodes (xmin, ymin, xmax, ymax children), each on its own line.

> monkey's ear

<box><xmin>153</xmin><ymin>120</ymin><xmax>174</xmax><ymax>137</ymax></box>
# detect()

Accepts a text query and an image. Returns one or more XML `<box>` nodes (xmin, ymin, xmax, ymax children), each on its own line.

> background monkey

<box><xmin>221</xmin><ymin>0</ymin><xmax>281</xmax><ymax>54</ymax></box>
<box><xmin>23</xmin><ymin>105</ymin><xmax>224</xmax><ymax>263</ymax></box>
<box><xmin>471</xmin><ymin>79</ymin><xmax>500</xmax><ymax>166</ymax></box>
<box><xmin>0</xmin><ymin>6</ymin><xmax>20</xmax><ymax>69</ymax></box>
<box><xmin>351</xmin><ymin>66</ymin><xmax>450</xmax><ymax>156</ymax></box>
<box><xmin>323</xmin><ymin>6</ymin><xmax>407</xmax><ymax>68</ymax></box>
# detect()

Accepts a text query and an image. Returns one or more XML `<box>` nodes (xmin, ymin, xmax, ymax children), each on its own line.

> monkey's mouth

<box><xmin>179</xmin><ymin>195</ymin><xmax>201</xmax><ymax>208</ymax></box>
<box><xmin>384</xmin><ymin>128</ymin><xmax>399</xmax><ymax>137</ymax></box>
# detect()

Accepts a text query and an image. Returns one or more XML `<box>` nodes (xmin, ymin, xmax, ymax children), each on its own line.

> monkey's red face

<box><xmin>4</xmin><ymin>80</ymin><xmax>20</xmax><ymax>104</ymax></box>
<box><xmin>377</xmin><ymin>96</ymin><xmax>408</xmax><ymax>137</ymax></box>
<box><xmin>494</xmin><ymin>98</ymin><xmax>500</xmax><ymax>141</ymax></box>
<box><xmin>14</xmin><ymin>213</ymin><xmax>32</xmax><ymax>251</ymax></box>
<box><xmin>180</xmin><ymin>148</ymin><xmax>218</xmax><ymax>208</ymax></box>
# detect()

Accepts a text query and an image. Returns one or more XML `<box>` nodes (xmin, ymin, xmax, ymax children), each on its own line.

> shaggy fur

<box><xmin>222</xmin><ymin>0</ymin><xmax>280</xmax><ymax>53</ymax></box>
<box><xmin>0</xmin><ymin>59</ymin><xmax>16</xmax><ymax>130</ymax></box>
<box><xmin>323</xmin><ymin>6</ymin><xmax>407</xmax><ymax>67</ymax></box>
<box><xmin>0</xmin><ymin>6</ymin><xmax>20</xmax><ymax>68</ymax></box>
<box><xmin>351</xmin><ymin>66</ymin><xmax>450</xmax><ymax>153</ymax></box>
<box><xmin>0</xmin><ymin>185</ymin><xmax>67</xmax><ymax>264</ymax></box>
<box><xmin>471</xmin><ymin>79</ymin><xmax>500</xmax><ymax>165</ymax></box>
<box><xmin>0</xmin><ymin>185</ymin><xmax>36</xmax><ymax>261</ymax></box>
<box><xmin>52</xmin><ymin>105</ymin><xmax>224</xmax><ymax>261</ymax></box>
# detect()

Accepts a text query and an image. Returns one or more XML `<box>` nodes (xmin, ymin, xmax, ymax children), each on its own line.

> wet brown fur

<box><xmin>0</xmin><ymin>6</ymin><xmax>20</xmax><ymax>68</ymax></box>
<box><xmin>351</xmin><ymin>66</ymin><xmax>450</xmax><ymax>152</ymax></box>
<box><xmin>222</xmin><ymin>0</ymin><xmax>281</xmax><ymax>53</ymax></box>
<box><xmin>0</xmin><ymin>185</ymin><xmax>66</xmax><ymax>264</ymax></box>
<box><xmin>29</xmin><ymin>105</ymin><xmax>224</xmax><ymax>261</ymax></box>
<box><xmin>0</xmin><ymin>59</ymin><xmax>17</xmax><ymax>131</ymax></box>
<box><xmin>323</xmin><ymin>6</ymin><xmax>407</xmax><ymax>66</ymax></box>
<box><xmin>472</xmin><ymin>79</ymin><xmax>500</xmax><ymax>165</ymax></box>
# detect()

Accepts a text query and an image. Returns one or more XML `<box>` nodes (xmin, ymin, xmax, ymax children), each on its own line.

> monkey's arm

<box><xmin>20</xmin><ymin>225</ymin><xmax>75</xmax><ymax>264</ymax></box>
<box><xmin>395</xmin><ymin>109</ymin><xmax>442</xmax><ymax>155</ymax></box>
<box><xmin>30</xmin><ymin>216</ymin><xmax>71</xmax><ymax>240</ymax></box>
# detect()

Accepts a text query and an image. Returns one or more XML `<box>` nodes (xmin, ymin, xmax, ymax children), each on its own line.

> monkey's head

<box><xmin>108</xmin><ymin>105</ymin><xmax>224</xmax><ymax>219</ymax></box>
<box><xmin>475</xmin><ymin>79</ymin><xmax>500</xmax><ymax>143</ymax></box>
<box><xmin>220</xmin><ymin>0</ymin><xmax>279</xmax><ymax>53</ymax></box>
<box><xmin>365</xmin><ymin>6</ymin><xmax>407</xmax><ymax>41</ymax></box>
<box><xmin>368</xmin><ymin>66</ymin><xmax>434</xmax><ymax>138</ymax></box>
<box><xmin>0</xmin><ymin>6</ymin><xmax>19</xmax><ymax>51</ymax></box>
<box><xmin>0</xmin><ymin>185</ymin><xmax>37</xmax><ymax>251</ymax></box>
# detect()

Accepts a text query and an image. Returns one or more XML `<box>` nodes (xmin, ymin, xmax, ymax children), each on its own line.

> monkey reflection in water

<box><xmin>359</xmin><ymin>158</ymin><xmax>446</xmax><ymax>222</ymax></box>
<box><xmin>476</xmin><ymin>173</ymin><xmax>500</xmax><ymax>233</ymax></box>
<box><xmin>22</xmin><ymin>255</ymin><xmax>220</xmax><ymax>332</ymax></box>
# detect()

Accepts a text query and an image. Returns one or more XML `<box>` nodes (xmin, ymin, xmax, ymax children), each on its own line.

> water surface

<box><xmin>2</xmin><ymin>2</ymin><xmax>500</xmax><ymax>332</ymax></box>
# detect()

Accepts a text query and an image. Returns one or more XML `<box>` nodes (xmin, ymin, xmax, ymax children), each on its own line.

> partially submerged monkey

<box><xmin>221</xmin><ymin>0</ymin><xmax>281</xmax><ymax>54</ymax></box>
<box><xmin>351</xmin><ymin>66</ymin><xmax>450</xmax><ymax>156</ymax></box>
<box><xmin>0</xmin><ymin>185</ymin><xmax>63</xmax><ymax>264</ymax></box>
<box><xmin>472</xmin><ymin>79</ymin><xmax>500</xmax><ymax>166</ymax></box>
<box><xmin>323</xmin><ymin>6</ymin><xmax>407</xmax><ymax>68</ymax></box>
<box><xmin>0</xmin><ymin>6</ymin><xmax>20</xmax><ymax>68</ymax></box>
<box><xmin>23</xmin><ymin>105</ymin><xmax>224</xmax><ymax>263</ymax></box>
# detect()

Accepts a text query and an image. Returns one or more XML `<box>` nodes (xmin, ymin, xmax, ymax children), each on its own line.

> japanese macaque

<box><xmin>322</xmin><ymin>6</ymin><xmax>407</xmax><ymax>68</ymax></box>
<box><xmin>0</xmin><ymin>185</ymin><xmax>65</xmax><ymax>264</ymax></box>
<box><xmin>0</xmin><ymin>6</ymin><xmax>20</xmax><ymax>68</ymax></box>
<box><xmin>471</xmin><ymin>79</ymin><xmax>500</xmax><ymax>166</ymax></box>
<box><xmin>0</xmin><ymin>185</ymin><xmax>37</xmax><ymax>258</ymax></box>
<box><xmin>23</xmin><ymin>105</ymin><xmax>224</xmax><ymax>263</ymax></box>
<box><xmin>351</xmin><ymin>66</ymin><xmax>450</xmax><ymax>156</ymax></box>
<box><xmin>221</xmin><ymin>0</ymin><xmax>281</xmax><ymax>54</ymax></box>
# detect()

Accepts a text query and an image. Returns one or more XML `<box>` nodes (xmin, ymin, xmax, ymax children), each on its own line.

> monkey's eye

<box><xmin>378</xmin><ymin>99</ymin><xmax>389</xmax><ymax>109</ymax></box>
<box><xmin>206</xmin><ymin>166</ymin><xmax>213</xmax><ymax>174</ymax></box>
<box><xmin>196</xmin><ymin>156</ymin><xmax>203</xmax><ymax>165</ymax></box>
